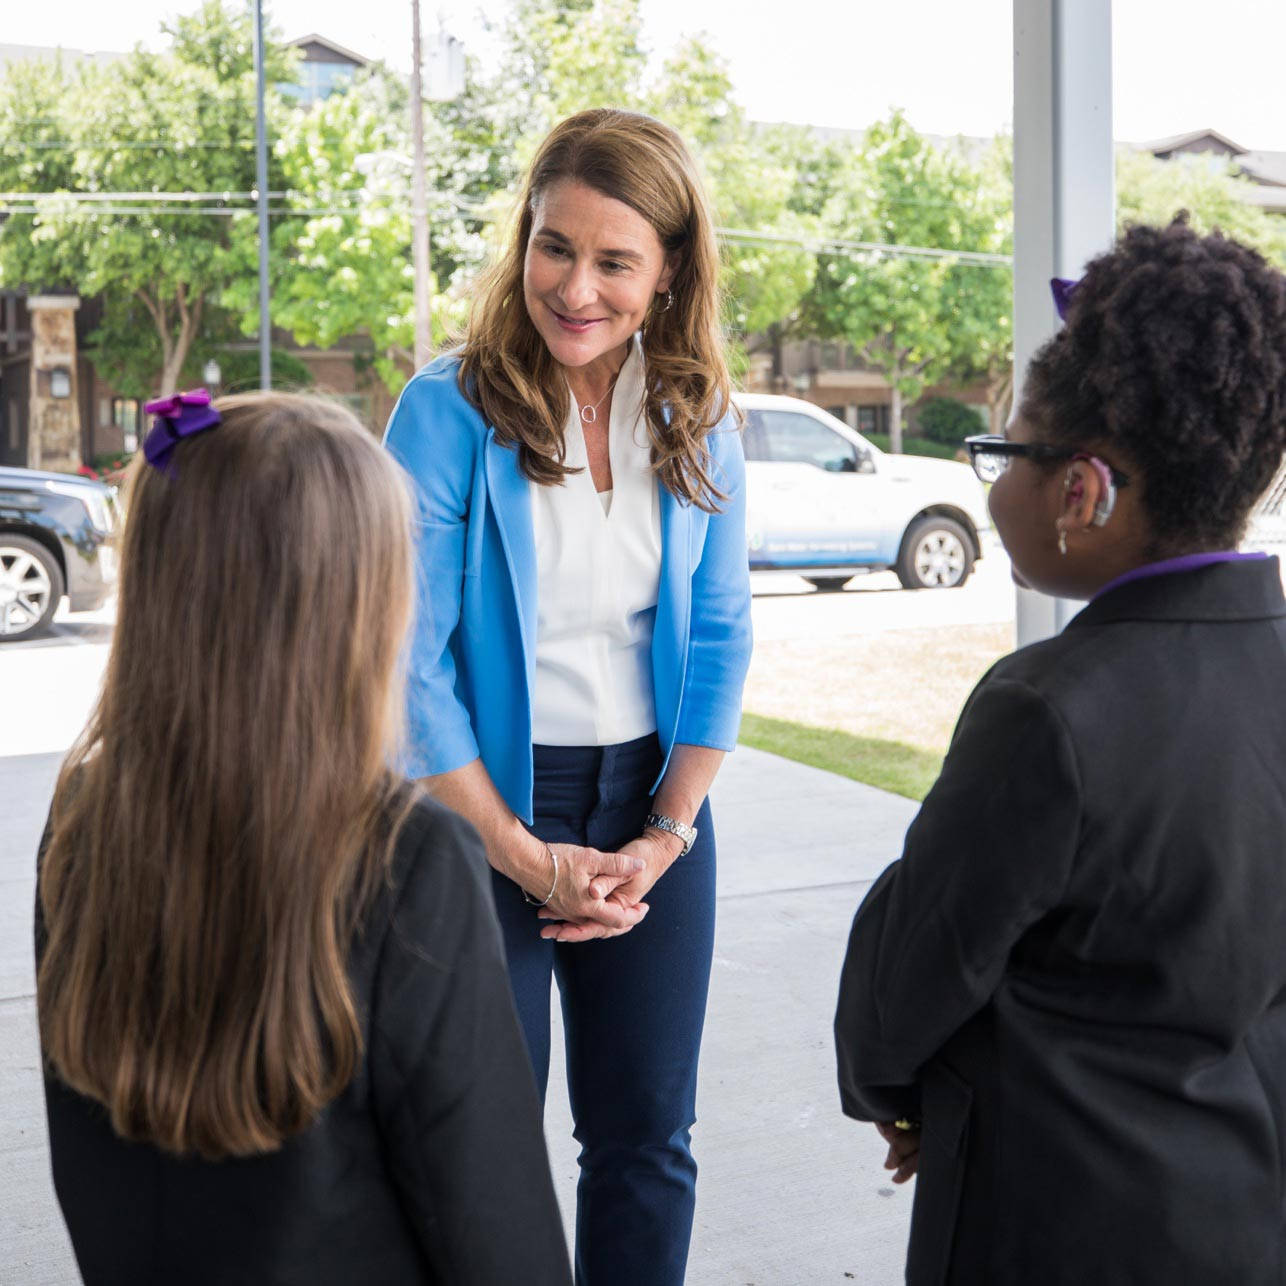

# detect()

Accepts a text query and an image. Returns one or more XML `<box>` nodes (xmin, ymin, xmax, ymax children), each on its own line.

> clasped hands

<box><xmin>532</xmin><ymin>830</ymin><xmax>684</xmax><ymax>944</ymax></box>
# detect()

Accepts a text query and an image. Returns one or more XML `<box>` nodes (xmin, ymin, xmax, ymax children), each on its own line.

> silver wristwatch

<box><xmin>644</xmin><ymin>812</ymin><xmax>698</xmax><ymax>857</ymax></box>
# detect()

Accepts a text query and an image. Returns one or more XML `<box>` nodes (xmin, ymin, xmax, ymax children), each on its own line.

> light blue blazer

<box><xmin>383</xmin><ymin>356</ymin><xmax>754</xmax><ymax>824</ymax></box>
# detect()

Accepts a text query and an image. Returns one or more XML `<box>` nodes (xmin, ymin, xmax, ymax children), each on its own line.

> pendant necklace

<box><xmin>577</xmin><ymin>372</ymin><xmax>620</xmax><ymax>425</ymax></box>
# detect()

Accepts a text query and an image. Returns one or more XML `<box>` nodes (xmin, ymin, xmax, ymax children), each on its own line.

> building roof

<box><xmin>1139</xmin><ymin>127</ymin><xmax>1249</xmax><ymax>157</ymax></box>
<box><xmin>1238</xmin><ymin>151</ymin><xmax>1286</xmax><ymax>188</ymax></box>
<box><xmin>1132</xmin><ymin>128</ymin><xmax>1286</xmax><ymax>204</ymax></box>
<box><xmin>285</xmin><ymin>34</ymin><xmax>371</xmax><ymax>68</ymax></box>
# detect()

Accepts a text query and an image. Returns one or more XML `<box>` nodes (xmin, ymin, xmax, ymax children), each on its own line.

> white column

<box><xmin>1012</xmin><ymin>0</ymin><xmax>1115</xmax><ymax>644</ymax></box>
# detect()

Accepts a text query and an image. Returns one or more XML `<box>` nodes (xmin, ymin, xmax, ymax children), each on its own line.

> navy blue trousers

<box><xmin>490</xmin><ymin>734</ymin><xmax>716</xmax><ymax>1286</ymax></box>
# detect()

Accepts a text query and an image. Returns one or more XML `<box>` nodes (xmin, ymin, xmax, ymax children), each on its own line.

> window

<box><xmin>857</xmin><ymin>405</ymin><xmax>890</xmax><ymax>437</ymax></box>
<box><xmin>747</xmin><ymin>410</ymin><xmax>858</xmax><ymax>472</ymax></box>
<box><xmin>111</xmin><ymin>398</ymin><xmax>142</xmax><ymax>453</ymax></box>
<box><xmin>742</xmin><ymin>413</ymin><xmax>769</xmax><ymax>462</ymax></box>
<box><xmin>279</xmin><ymin>61</ymin><xmax>357</xmax><ymax>106</ymax></box>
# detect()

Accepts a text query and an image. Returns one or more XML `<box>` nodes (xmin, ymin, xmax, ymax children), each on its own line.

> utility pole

<box><xmin>409</xmin><ymin>0</ymin><xmax>431</xmax><ymax>371</ymax></box>
<box><xmin>253</xmin><ymin>0</ymin><xmax>271</xmax><ymax>389</ymax></box>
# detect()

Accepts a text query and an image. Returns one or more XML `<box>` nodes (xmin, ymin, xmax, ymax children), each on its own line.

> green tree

<box><xmin>1116</xmin><ymin>149</ymin><xmax>1286</xmax><ymax>264</ymax></box>
<box><xmin>0</xmin><ymin>1</ymin><xmax>292</xmax><ymax>395</ymax></box>
<box><xmin>650</xmin><ymin>41</ymin><xmax>817</xmax><ymax>373</ymax></box>
<box><xmin>934</xmin><ymin>140</ymin><xmax>1286</xmax><ymax>438</ymax></box>
<box><xmin>806</xmin><ymin>112</ymin><xmax>978</xmax><ymax>452</ymax></box>
<box><xmin>938</xmin><ymin>136</ymin><xmax>1014</xmax><ymax>434</ymax></box>
<box><xmin>227</xmin><ymin>61</ymin><xmax>501</xmax><ymax>394</ymax></box>
<box><xmin>478</xmin><ymin>2</ymin><xmax>817</xmax><ymax>382</ymax></box>
<box><xmin>492</xmin><ymin>0</ymin><xmax>647</xmax><ymax>162</ymax></box>
<box><xmin>228</xmin><ymin>73</ymin><xmax>410</xmax><ymax>393</ymax></box>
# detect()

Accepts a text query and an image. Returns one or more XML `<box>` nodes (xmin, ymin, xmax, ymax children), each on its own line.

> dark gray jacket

<box><xmin>41</xmin><ymin>795</ymin><xmax>572</xmax><ymax>1286</ymax></box>
<box><xmin>836</xmin><ymin>558</ymin><xmax>1286</xmax><ymax>1285</ymax></box>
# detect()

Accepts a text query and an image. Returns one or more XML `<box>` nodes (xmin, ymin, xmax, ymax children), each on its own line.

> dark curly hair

<box><xmin>1022</xmin><ymin>217</ymin><xmax>1286</xmax><ymax>549</ymax></box>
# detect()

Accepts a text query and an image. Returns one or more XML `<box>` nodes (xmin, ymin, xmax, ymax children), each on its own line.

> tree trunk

<box><xmin>889</xmin><ymin>384</ymin><xmax>904</xmax><ymax>454</ymax></box>
<box><xmin>987</xmin><ymin>366</ymin><xmax>1014</xmax><ymax>435</ymax></box>
<box><xmin>159</xmin><ymin>346</ymin><xmax>186</xmax><ymax>398</ymax></box>
<box><xmin>769</xmin><ymin>322</ymin><xmax>784</xmax><ymax>391</ymax></box>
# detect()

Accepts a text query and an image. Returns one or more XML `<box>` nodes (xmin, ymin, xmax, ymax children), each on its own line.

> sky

<box><xmin>9</xmin><ymin>1</ymin><xmax>1286</xmax><ymax>151</ymax></box>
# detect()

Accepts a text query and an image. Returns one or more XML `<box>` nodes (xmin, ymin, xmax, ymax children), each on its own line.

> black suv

<box><xmin>0</xmin><ymin>466</ymin><xmax>120</xmax><ymax>642</ymax></box>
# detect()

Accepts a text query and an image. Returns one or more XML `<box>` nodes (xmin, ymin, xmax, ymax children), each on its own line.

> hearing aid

<box><xmin>1071</xmin><ymin>454</ymin><xmax>1117</xmax><ymax>526</ymax></box>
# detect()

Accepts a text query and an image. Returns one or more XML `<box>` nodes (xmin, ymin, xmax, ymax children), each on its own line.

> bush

<box><xmin>217</xmin><ymin>348</ymin><xmax>316</xmax><ymax>394</ymax></box>
<box><xmin>864</xmin><ymin>432</ymin><xmax>963</xmax><ymax>461</ymax></box>
<box><xmin>915</xmin><ymin>397</ymin><xmax>984</xmax><ymax>446</ymax></box>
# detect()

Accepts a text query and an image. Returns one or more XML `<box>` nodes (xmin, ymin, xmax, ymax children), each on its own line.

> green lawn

<box><xmin>738</xmin><ymin>712</ymin><xmax>942</xmax><ymax>802</ymax></box>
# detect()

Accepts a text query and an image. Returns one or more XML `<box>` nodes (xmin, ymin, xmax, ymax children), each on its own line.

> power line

<box><xmin>719</xmin><ymin>227</ymin><xmax>1011</xmax><ymax>267</ymax></box>
<box><xmin>0</xmin><ymin>195</ymin><xmax>1013</xmax><ymax>265</ymax></box>
<box><xmin>0</xmin><ymin>197</ymin><xmax>487</xmax><ymax>219</ymax></box>
<box><xmin>1</xmin><ymin>139</ymin><xmax>259</xmax><ymax>150</ymax></box>
<box><xmin>0</xmin><ymin>190</ymin><xmax>283</xmax><ymax>201</ymax></box>
<box><xmin>0</xmin><ymin>187</ymin><xmax>493</xmax><ymax>208</ymax></box>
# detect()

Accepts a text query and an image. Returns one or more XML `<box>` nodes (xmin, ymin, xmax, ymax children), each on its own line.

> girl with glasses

<box><xmin>835</xmin><ymin>219</ymin><xmax>1286</xmax><ymax>1284</ymax></box>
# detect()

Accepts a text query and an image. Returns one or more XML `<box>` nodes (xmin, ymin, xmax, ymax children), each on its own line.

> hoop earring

<box><xmin>1057</xmin><ymin>526</ymin><xmax>1068</xmax><ymax>556</ymax></box>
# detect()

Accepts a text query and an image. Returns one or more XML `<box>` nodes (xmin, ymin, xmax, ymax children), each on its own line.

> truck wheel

<box><xmin>895</xmin><ymin>517</ymin><xmax>972</xmax><ymax>589</ymax></box>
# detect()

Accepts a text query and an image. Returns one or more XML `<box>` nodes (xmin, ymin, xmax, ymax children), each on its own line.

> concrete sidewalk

<box><xmin>0</xmin><ymin>745</ymin><xmax>918</xmax><ymax>1285</ymax></box>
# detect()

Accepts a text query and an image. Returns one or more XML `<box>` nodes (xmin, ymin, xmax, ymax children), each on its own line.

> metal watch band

<box><xmin>644</xmin><ymin>812</ymin><xmax>698</xmax><ymax>857</ymax></box>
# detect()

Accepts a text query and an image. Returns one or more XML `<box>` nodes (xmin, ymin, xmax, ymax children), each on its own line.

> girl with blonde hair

<box><xmin>385</xmin><ymin>108</ymin><xmax>753</xmax><ymax>1284</ymax></box>
<box><xmin>37</xmin><ymin>391</ymin><xmax>571</xmax><ymax>1285</ymax></box>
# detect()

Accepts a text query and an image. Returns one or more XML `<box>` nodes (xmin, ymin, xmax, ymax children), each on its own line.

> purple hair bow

<box><xmin>143</xmin><ymin>388</ymin><xmax>221</xmax><ymax>475</ymax></box>
<box><xmin>1050</xmin><ymin>276</ymin><xmax>1080</xmax><ymax>321</ymax></box>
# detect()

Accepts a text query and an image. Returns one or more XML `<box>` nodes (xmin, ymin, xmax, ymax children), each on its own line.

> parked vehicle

<box><xmin>736</xmin><ymin>394</ymin><xmax>992</xmax><ymax>590</ymax></box>
<box><xmin>0</xmin><ymin>466</ymin><xmax>120</xmax><ymax>641</ymax></box>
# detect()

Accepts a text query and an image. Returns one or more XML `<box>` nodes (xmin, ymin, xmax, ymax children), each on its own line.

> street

<box><xmin>749</xmin><ymin>536</ymin><xmax>1017</xmax><ymax>644</ymax></box>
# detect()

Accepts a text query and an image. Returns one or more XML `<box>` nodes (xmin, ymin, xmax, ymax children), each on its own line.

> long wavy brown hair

<box><xmin>37</xmin><ymin>394</ymin><xmax>416</xmax><ymax>1160</ymax></box>
<box><xmin>460</xmin><ymin>107</ymin><xmax>735</xmax><ymax>511</ymax></box>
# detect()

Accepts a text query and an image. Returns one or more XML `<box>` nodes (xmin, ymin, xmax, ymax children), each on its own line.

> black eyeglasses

<box><xmin>963</xmin><ymin>435</ymin><xmax>1131</xmax><ymax>487</ymax></box>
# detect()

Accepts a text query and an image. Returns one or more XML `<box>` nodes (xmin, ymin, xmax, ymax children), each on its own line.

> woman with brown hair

<box><xmin>384</xmin><ymin>108</ymin><xmax>753</xmax><ymax>1284</ymax></box>
<box><xmin>37</xmin><ymin>392</ymin><xmax>571</xmax><ymax>1285</ymax></box>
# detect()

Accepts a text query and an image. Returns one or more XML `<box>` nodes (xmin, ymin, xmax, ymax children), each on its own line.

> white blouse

<box><xmin>530</xmin><ymin>338</ymin><xmax>662</xmax><ymax>746</ymax></box>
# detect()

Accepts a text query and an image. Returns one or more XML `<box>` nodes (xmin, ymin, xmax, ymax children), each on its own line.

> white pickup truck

<box><xmin>736</xmin><ymin>393</ymin><xmax>993</xmax><ymax>591</ymax></box>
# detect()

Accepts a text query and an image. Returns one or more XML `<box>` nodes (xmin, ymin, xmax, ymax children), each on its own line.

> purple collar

<box><xmin>1093</xmin><ymin>551</ymin><xmax>1270</xmax><ymax>600</ymax></box>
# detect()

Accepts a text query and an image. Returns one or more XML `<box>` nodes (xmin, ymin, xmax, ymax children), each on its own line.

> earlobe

<box><xmin>1054</xmin><ymin>461</ymin><xmax>1098</xmax><ymax>554</ymax></box>
<box><xmin>658</xmin><ymin>253</ymin><xmax>680</xmax><ymax>295</ymax></box>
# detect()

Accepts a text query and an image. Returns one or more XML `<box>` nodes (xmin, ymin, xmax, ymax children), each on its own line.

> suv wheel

<box><xmin>896</xmin><ymin>516</ymin><xmax>972</xmax><ymax>590</ymax></box>
<box><xmin>0</xmin><ymin>535</ymin><xmax>63</xmax><ymax>641</ymax></box>
<box><xmin>804</xmin><ymin>576</ymin><xmax>853</xmax><ymax>593</ymax></box>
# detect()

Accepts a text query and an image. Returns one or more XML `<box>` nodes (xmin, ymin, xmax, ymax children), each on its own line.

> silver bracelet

<box><xmin>522</xmin><ymin>843</ymin><xmax>559</xmax><ymax>907</ymax></box>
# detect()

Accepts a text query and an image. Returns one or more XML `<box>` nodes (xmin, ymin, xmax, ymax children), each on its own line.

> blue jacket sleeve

<box><xmin>383</xmin><ymin>367</ymin><xmax>482</xmax><ymax>779</ymax></box>
<box><xmin>674</xmin><ymin>413</ymin><xmax>753</xmax><ymax>751</ymax></box>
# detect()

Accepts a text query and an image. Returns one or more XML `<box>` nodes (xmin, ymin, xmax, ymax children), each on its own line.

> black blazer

<box><xmin>835</xmin><ymin>559</ymin><xmax>1286</xmax><ymax>1285</ymax></box>
<box><xmin>40</xmin><ymin>795</ymin><xmax>573</xmax><ymax>1286</ymax></box>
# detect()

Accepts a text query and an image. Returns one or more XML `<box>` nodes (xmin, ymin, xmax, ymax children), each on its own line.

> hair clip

<box><xmin>143</xmin><ymin>389</ymin><xmax>221</xmax><ymax>476</ymax></box>
<box><xmin>1050</xmin><ymin>276</ymin><xmax>1081</xmax><ymax>321</ymax></box>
